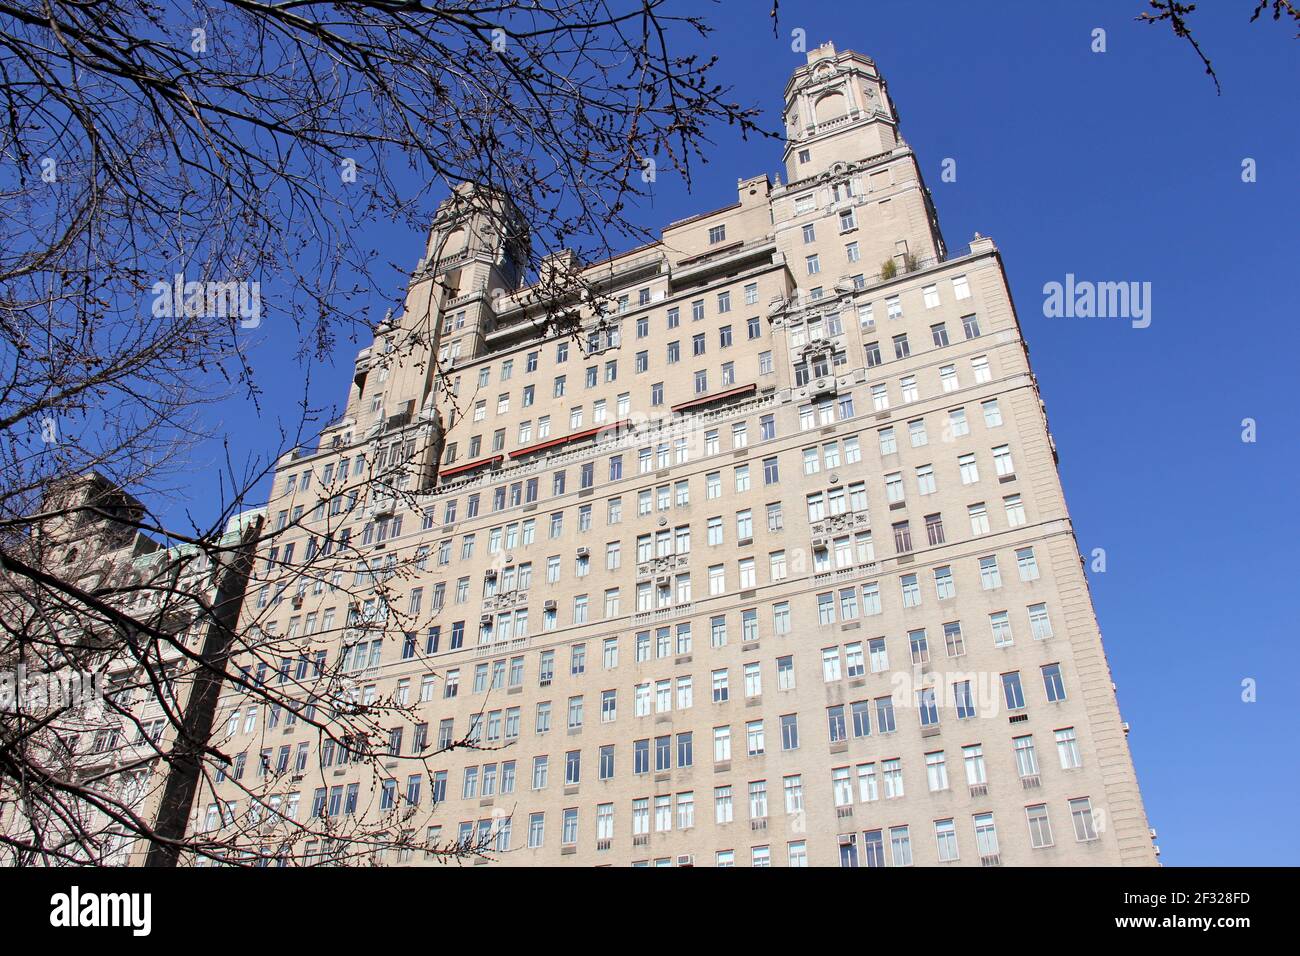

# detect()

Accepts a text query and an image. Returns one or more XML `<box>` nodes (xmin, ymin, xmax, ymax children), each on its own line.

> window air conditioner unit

<box><xmin>544</xmin><ymin>599</ymin><xmax>558</xmax><ymax>611</ymax></box>
<box><xmin>484</xmin><ymin>568</ymin><xmax>498</xmax><ymax>579</ymax></box>
<box><xmin>812</xmin><ymin>536</ymin><xmax>829</xmax><ymax>549</ymax></box>
<box><xmin>479</xmin><ymin>613</ymin><xmax>493</xmax><ymax>624</ymax></box>
<box><xmin>676</xmin><ymin>855</ymin><xmax>694</xmax><ymax>867</ymax></box>
<box><xmin>576</xmin><ymin>546</ymin><xmax>590</xmax><ymax>557</ymax></box>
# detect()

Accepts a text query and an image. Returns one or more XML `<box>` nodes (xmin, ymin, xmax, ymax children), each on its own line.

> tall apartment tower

<box><xmin>224</xmin><ymin>42</ymin><xmax>1155</xmax><ymax>867</ymax></box>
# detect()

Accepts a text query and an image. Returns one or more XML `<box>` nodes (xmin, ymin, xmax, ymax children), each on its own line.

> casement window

<box><xmin>1055</xmin><ymin>727</ymin><xmax>1082</xmax><ymax>769</ymax></box>
<box><xmin>1070</xmin><ymin>798</ymin><xmax>1099</xmax><ymax>842</ymax></box>
<box><xmin>1026</xmin><ymin>805</ymin><xmax>1054</xmax><ymax>848</ymax></box>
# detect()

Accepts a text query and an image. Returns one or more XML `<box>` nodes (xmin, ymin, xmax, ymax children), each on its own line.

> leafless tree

<box><xmin>0</xmin><ymin>0</ymin><xmax>769</xmax><ymax>866</ymax></box>
<box><xmin>1137</xmin><ymin>0</ymin><xmax>1298</xmax><ymax>93</ymax></box>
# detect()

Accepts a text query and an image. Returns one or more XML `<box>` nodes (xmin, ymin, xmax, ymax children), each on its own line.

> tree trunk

<box><xmin>145</xmin><ymin>517</ymin><xmax>263</xmax><ymax>867</ymax></box>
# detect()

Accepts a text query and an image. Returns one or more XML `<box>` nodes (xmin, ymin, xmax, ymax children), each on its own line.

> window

<box><xmin>821</xmin><ymin>647</ymin><xmax>842</xmax><ymax>686</ymax></box>
<box><xmin>780</xmin><ymin>714</ymin><xmax>799</xmax><ymax>751</ymax></box>
<box><xmin>885</xmin><ymin>472</ymin><xmax>904</xmax><ymax>504</ymax></box>
<box><xmin>713</xmin><ymin>725</ymin><xmax>732</xmax><ymax>763</ymax></box>
<box><xmin>775</xmin><ymin>655</ymin><xmax>795</xmax><ymax>691</ymax></box>
<box><xmin>974</xmin><ymin>813</ymin><xmax>999</xmax><ymax>861</ymax></box>
<box><xmin>1002</xmin><ymin>671</ymin><xmax>1025</xmax><ymax>711</ymax></box>
<box><xmin>1013</xmin><ymin>735</ymin><xmax>1039</xmax><ymax>779</ymax></box>
<box><xmin>868</xmin><ymin>639</ymin><xmax>889</xmax><ymax>676</ymax></box>
<box><xmin>923</xmin><ymin>567</ymin><xmax>951</xmax><ymax>605</ymax></box>
<box><xmin>876</xmin><ymin>697</ymin><xmax>897</xmax><ymax>736</ymax></box>
<box><xmin>925</xmin><ymin>513</ymin><xmax>945</xmax><ymax>546</ymax></box>
<box><xmin>1056</xmin><ymin>727</ymin><xmax>1082</xmax><ymax>769</ymax></box>
<box><xmin>1005</xmin><ymin>494</ymin><xmax>1026</xmax><ymax>527</ymax></box>
<box><xmin>1070</xmin><ymin>798</ymin><xmax>1099</xmax><ymax>842</ymax></box>
<box><xmin>1026</xmin><ymin>804</ymin><xmax>1054</xmax><ymax>848</ymax></box>
<box><xmin>817</xmin><ymin>593</ymin><xmax>836</xmax><ymax>626</ymax></box>
<box><xmin>1042</xmin><ymin>663</ymin><xmax>1067</xmax><ymax>702</ymax></box>
<box><xmin>1017</xmin><ymin>547</ymin><xmax>1040</xmax><ymax>581</ymax></box>
<box><xmin>890</xmin><ymin>826</ymin><xmax>912</xmax><ymax>866</ymax></box>
<box><xmin>948</xmin><ymin>407</ymin><xmax>969</xmax><ymax>438</ymax></box>
<box><xmin>993</xmin><ymin>444</ymin><xmax>1015</xmax><ymax>478</ymax></box>
<box><xmin>900</xmin><ymin>574</ymin><xmax>921</xmax><ymax>608</ymax></box>
<box><xmin>708</xmin><ymin>224</ymin><xmax>726</xmax><ymax>245</ymax></box>
<box><xmin>907</xmin><ymin>627</ymin><xmax>929</xmax><ymax>666</ymax></box>
<box><xmin>562</xmin><ymin>808</ymin><xmax>579</xmax><ymax>846</ymax></box>
<box><xmin>935</xmin><ymin>818</ymin><xmax>959</xmax><ymax>862</ymax></box>
<box><xmin>990</xmin><ymin>611</ymin><xmax>1013</xmax><ymax>647</ymax></box>
<box><xmin>676</xmin><ymin>791</ymin><xmax>695</xmax><ymax>829</ymax></box>
<box><xmin>917</xmin><ymin>687</ymin><xmax>939</xmax><ymax>727</ymax></box>
<box><xmin>982</xmin><ymin>398</ymin><xmax>1002</xmax><ymax>428</ymax></box>
<box><xmin>711</xmin><ymin>669</ymin><xmax>730</xmax><ymax>704</ymax></box>
<box><xmin>677</xmin><ymin>731</ymin><xmax>694</xmax><ymax>768</ymax></box>
<box><xmin>979</xmin><ymin>555</ymin><xmax>1002</xmax><ymax>590</ymax></box>
<box><xmin>1024</xmin><ymin>606</ymin><xmax>1055</xmax><ymax>642</ymax></box>
<box><xmin>767</xmin><ymin>502</ymin><xmax>784</xmax><ymax>531</ymax></box>
<box><xmin>954</xmin><ymin>679</ymin><xmax>976</xmax><ymax>719</ymax></box>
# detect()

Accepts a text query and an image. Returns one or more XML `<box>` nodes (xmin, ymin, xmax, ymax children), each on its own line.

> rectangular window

<box><xmin>1026</xmin><ymin>804</ymin><xmax>1054</xmax><ymax>848</ymax></box>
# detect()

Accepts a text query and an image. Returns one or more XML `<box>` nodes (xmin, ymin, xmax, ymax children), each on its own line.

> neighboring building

<box><xmin>206</xmin><ymin>42</ymin><xmax>1155</xmax><ymax>866</ymax></box>
<box><xmin>0</xmin><ymin>472</ymin><xmax>262</xmax><ymax>865</ymax></box>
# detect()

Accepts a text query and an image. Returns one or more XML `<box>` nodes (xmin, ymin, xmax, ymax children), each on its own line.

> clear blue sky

<box><xmin>159</xmin><ymin>0</ymin><xmax>1300</xmax><ymax>865</ymax></box>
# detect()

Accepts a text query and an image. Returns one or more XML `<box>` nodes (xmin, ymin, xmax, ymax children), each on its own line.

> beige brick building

<box><xmin>209</xmin><ymin>42</ymin><xmax>1155</xmax><ymax>867</ymax></box>
<box><xmin>0</xmin><ymin>473</ymin><xmax>261</xmax><ymax>866</ymax></box>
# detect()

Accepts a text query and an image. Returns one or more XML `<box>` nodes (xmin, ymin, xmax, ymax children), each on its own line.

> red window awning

<box><xmin>508</xmin><ymin>419</ymin><xmax>631</xmax><ymax>460</ymax></box>
<box><xmin>670</xmin><ymin>383</ymin><xmax>756</xmax><ymax>414</ymax></box>
<box><xmin>439</xmin><ymin>454</ymin><xmax>503</xmax><ymax>479</ymax></box>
